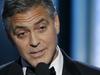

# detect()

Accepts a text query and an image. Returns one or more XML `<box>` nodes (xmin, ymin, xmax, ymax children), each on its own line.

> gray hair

<box><xmin>3</xmin><ymin>0</ymin><xmax>56</xmax><ymax>19</ymax></box>
<box><xmin>3</xmin><ymin>0</ymin><xmax>56</xmax><ymax>31</ymax></box>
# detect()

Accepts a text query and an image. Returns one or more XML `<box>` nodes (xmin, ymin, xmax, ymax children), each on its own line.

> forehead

<box><xmin>9</xmin><ymin>6</ymin><xmax>50</xmax><ymax>25</ymax></box>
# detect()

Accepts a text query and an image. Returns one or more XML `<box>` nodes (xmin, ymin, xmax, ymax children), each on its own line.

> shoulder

<box><xmin>0</xmin><ymin>60</ymin><xmax>16</xmax><ymax>74</ymax></box>
<box><xmin>61</xmin><ymin>49</ymin><xmax>100</xmax><ymax>75</ymax></box>
<box><xmin>73</xmin><ymin>60</ymin><xmax>100</xmax><ymax>75</ymax></box>
<box><xmin>0</xmin><ymin>61</ymin><xmax>15</xmax><ymax>69</ymax></box>
<box><xmin>0</xmin><ymin>58</ymin><xmax>23</xmax><ymax>75</ymax></box>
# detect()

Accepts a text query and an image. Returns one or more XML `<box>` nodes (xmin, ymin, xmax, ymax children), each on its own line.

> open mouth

<box><xmin>29</xmin><ymin>49</ymin><xmax>46</xmax><ymax>58</ymax></box>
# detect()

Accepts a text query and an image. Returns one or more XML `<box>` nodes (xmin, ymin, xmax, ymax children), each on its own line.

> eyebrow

<box><xmin>34</xmin><ymin>18</ymin><xmax>49</xmax><ymax>25</ymax></box>
<box><xmin>12</xmin><ymin>26</ymin><xmax>28</xmax><ymax>34</ymax></box>
<box><xmin>12</xmin><ymin>18</ymin><xmax>49</xmax><ymax>33</ymax></box>
<box><xmin>14</xmin><ymin>26</ymin><xmax>27</xmax><ymax>31</ymax></box>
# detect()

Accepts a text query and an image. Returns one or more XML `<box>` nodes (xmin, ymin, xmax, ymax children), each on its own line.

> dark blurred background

<box><xmin>0</xmin><ymin>0</ymin><xmax>100</xmax><ymax>68</ymax></box>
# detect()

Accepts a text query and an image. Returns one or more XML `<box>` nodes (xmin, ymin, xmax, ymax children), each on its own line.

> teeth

<box><xmin>29</xmin><ymin>49</ymin><xmax>45</xmax><ymax>58</ymax></box>
<box><xmin>30</xmin><ymin>49</ymin><xmax>43</xmax><ymax>54</ymax></box>
<box><xmin>33</xmin><ymin>50</ymin><xmax>42</xmax><ymax>53</ymax></box>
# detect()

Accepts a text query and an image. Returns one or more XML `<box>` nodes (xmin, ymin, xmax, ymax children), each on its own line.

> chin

<box><xmin>30</xmin><ymin>60</ymin><xmax>50</xmax><ymax>67</ymax></box>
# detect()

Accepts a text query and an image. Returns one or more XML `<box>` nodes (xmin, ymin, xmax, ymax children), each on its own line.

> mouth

<box><xmin>29</xmin><ymin>48</ymin><xmax>46</xmax><ymax>58</ymax></box>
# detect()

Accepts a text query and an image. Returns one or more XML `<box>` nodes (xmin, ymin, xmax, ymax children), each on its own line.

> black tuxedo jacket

<box><xmin>0</xmin><ymin>50</ymin><xmax>100</xmax><ymax>75</ymax></box>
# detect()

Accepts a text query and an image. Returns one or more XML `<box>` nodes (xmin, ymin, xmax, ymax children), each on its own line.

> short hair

<box><xmin>3</xmin><ymin>0</ymin><xmax>56</xmax><ymax>19</ymax></box>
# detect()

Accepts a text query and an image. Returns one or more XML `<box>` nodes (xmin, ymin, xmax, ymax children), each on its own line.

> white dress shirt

<box><xmin>22</xmin><ymin>45</ymin><xmax>64</xmax><ymax>75</ymax></box>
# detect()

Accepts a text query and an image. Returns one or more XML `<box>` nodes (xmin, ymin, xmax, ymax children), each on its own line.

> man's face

<box><xmin>8</xmin><ymin>6</ymin><xmax>60</xmax><ymax>67</ymax></box>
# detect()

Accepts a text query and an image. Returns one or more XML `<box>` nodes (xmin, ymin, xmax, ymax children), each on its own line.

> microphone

<box><xmin>35</xmin><ymin>63</ymin><xmax>50</xmax><ymax>75</ymax></box>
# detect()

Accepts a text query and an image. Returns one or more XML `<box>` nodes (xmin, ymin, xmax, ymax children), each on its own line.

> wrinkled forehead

<box><xmin>7</xmin><ymin>6</ymin><xmax>52</xmax><ymax>25</ymax></box>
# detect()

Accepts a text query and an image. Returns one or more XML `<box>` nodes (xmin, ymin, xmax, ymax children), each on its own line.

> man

<box><xmin>0</xmin><ymin>0</ymin><xmax>100</xmax><ymax>75</ymax></box>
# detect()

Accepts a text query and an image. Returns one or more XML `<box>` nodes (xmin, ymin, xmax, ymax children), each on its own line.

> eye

<box><xmin>38</xmin><ymin>25</ymin><xmax>47</xmax><ymax>32</ymax></box>
<box><xmin>40</xmin><ymin>25</ymin><xmax>46</xmax><ymax>29</ymax></box>
<box><xmin>36</xmin><ymin>23</ymin><xmax>47</xmax><ymax>33</ymax></box>
<box><xmin>16</xmin><ymin>31</ymin><xmax>28</xmax><ymax>38</ymax></box>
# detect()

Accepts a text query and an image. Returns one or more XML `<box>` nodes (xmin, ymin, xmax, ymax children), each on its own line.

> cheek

<box><xmin>14</xmin><ymin>39</ymin><xmax>29</xmax><ymax>58</ymax></box>
<box><xmin>42</xmin><ymin>29</ymin><xmax>57</xmax><ymax>46</ymax></box>
<box><xmin>11</xmin><ymin>36</ymin><xmax>29</xmax><ymax>51</ymax></box>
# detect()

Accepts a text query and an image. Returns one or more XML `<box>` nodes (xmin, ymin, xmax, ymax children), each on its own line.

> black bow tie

<box><xmin>49</xmin><ymin>67</ymin><xmax>56</xmax><ymax>75</ymax></box>
<box><xmin>26</xmin><ymin>67</ymin><xmax>35</xmax><ymax>75</ymax></box>
<box><xmin>26</xmin><ymin>67</ymin><xmax>56</xmax><ymax>75</ymax></box>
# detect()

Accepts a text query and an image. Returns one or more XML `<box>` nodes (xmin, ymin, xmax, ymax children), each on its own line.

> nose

<box><xmin>29</xmin><ymin>33</ymin><xmax>40</xmax><ymax>48</ymax></box>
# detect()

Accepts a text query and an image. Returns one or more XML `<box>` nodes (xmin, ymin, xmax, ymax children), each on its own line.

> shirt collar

<box><xmin>49</xmin><ymin>45</ymin><xmax>63</xmax><ymax>75</ymax></box>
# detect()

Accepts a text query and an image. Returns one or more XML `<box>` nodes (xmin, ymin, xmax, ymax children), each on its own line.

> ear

<box><xmin>54</xmin><ymin>14</ymin><xmax>60</xmax><ymax>34</ymax></box>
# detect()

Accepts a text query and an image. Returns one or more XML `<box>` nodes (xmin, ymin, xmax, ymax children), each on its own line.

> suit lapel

<box><xmin>61</xmin><ymin>49</ymin><xmax>81</xmax><ymax>75</ymax></box>
<box><xmin>7</xmin><ymin>59</ymin><xmax>23</xmax><ymax>75</ymax></box>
